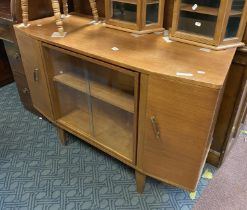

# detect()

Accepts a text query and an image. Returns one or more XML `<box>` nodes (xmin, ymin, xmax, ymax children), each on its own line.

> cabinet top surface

<box><xmin>14</xmin><ymin>15</ymin><xmax>236</xmax><ymax>89</ymax></box>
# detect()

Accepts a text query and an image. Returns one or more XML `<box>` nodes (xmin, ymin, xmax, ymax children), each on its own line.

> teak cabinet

<box><xmin>14</xmin><ymin>15</ymin><xmax>236</xmax><ymax>192</ymax></box>
<box><xmin>170</xmin><ymin>0</ymin><xmax>247</xmax><ymax>50</ymax></box>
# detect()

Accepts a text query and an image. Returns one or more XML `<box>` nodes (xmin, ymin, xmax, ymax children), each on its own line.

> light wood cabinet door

<box><xmin>139</xmin><ymin>75</ymin><xmax>220</xmax><ymax>191</ymax></box>
<box><xmin>15</xmin><ymin>30</ymin><xmax>53</xmax><ymax>120</ymax></box>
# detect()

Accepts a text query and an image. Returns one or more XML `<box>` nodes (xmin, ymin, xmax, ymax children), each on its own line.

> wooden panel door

<box><xmin>139</xmin><ymin>75</ymin><xmax>220</xmax><ymax>191</ymax></box>
<box><xmin>222</xmin><ymin>80</ymin><xmax>247</xmax><ymax>163</ymax></box>
<box><xmin>15</xmin><ymin>30</ymin><xmax>53</xmax><ymax>120</ymax></box>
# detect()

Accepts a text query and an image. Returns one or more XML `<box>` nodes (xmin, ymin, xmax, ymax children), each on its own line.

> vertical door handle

<box><xmin>33</xmin><ymin>68</ymin><xmax>39</xmax><ymax>82</ymax></box>
<box><xmin>150</xmin><ymin>116</ymin><xmax>160</xmax><ymax>140</ymax></box>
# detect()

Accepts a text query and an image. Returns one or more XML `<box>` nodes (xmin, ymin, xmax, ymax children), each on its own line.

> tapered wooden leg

<box><xmin>88</xmin><ymin>0</ymin><xmax>99</xmax><ymax>22</ymax></box>
<box><xmin>21</xmin><ymin>0</ymin><xmax>29</xmax><ymax>27</ymax></box>
<box><xmin>51</xmin><ymin>0</ymin><xmax>64</xmax><ymax>35</ymax></box>
<box><xmin>135</xmin><ymin>171</ymin><xmax>146</xmax><ymax>193</ymax></box>
<box><xmin>62</xmin><ymin>0</ymin><xmax>69</xmax><ymax>16</ymax></box>
<box><xmin>57</xmin><ymin>127</ymin><xmax>67</xmax><ymax>145</ymax></box>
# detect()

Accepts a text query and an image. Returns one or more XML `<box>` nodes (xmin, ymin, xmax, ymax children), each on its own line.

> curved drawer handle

<box><xmin>150</xmin><ymin>116</ymin><xmax>160</xmax><ymax>140</ymax></box>
<box><xmin>22</xmin><ymin>87</ymin><xmax>29</xmax><ymax>94</ymax></box>
<box><xmin>14</xmin><ymin>52</ymin><xmax>20</xmax><ymax>60</ymax></box>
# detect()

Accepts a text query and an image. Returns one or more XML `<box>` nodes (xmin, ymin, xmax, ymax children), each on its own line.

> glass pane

<box><xmin>178</xmin><ymin>11</ymin><xmax>217</xmax><ymax>37</ymax></box>
<box><xmin>181</xmin><ymin>0</ymin><xmax>220</xmax><ymax>8</ymax></box>
<box><xmin>225</xmin><ymin>16</ymin><xmax>241</xmax><ymax>38</ymax></box>
<box><xmin>146</xmin><ymin>1</ymin><xmax>159</xmax><ymax>24</ymax></box>
<box><xmin>224</xmin><ymin>0</ymin><xmax>245</xmax><ymax>38</ymax></box>
<box><xmin>87</xmin><ymin>61</ymin><xmax>135</xmax><ymax>161</ymax></box>
<box><xmin>45</xmin><ymin>48</ymin><xmax>92</xmax><ymax>136</ymax></box>
<box><xmin>231</xmin><ymin>0</ymin><xmax>245</xmax><ymax>11</ymax></box>
<box><xmin>44</xmin><ymin>46</ymin><xmax>137</xmax><ymax>162</ymax></box>
<box><xmin>112</xmin><ymin>1</ymin><xmax>137</xmax><ymax>23</ymax></box>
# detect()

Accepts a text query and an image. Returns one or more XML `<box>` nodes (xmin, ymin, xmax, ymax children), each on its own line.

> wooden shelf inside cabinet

<box><xmin>180</xmin><ymin>4</ymin><xmax>242</xmax><ymax>16</ymax></box>
<box><xmin>146</xmin><ymin>0</ymin><xmax>159</xmax><ymax>4</ymax></box>
<box><xmin>229</xmin><ymin>10</ymin><xmax>242</xmax><ymax>16</ymax></box>
<box><xmin>112</xmin><ymin>0</ymin><xmax>137</xmax><ymax>5</ymax></box>
<box><xmin>53</xmin><ymin>73</ymin><xmax>135</xmax><ymax>113</ymax></box>
<box><xmin>57</xmin><ymin>109</ymin><xmax>133</xmax><ymax>161</ymax></box>
<box><xmin>180</xmin><ymin>4</ymin><xmax>219</xmax><ymax>16</ymax></box>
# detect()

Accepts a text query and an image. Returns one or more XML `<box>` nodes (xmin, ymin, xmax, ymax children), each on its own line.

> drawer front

<box><xmin>13</xmin><ymin>71</ymin><xmax>32</xmax><ymax>108</ymax></box>
<box><xmin>0</xmin><ymin>23</ymin><xmax>15</xmax><ymax>42</ymax></box>
<box><xmin>4</xmin><ymin>41</ymin><xmax>24</xmax><ymax>74</ymax></box>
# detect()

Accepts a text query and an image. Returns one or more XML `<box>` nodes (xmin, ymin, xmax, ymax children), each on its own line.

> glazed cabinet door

<box><xmin>15</xmin><ymin>30</ymin><xmax>53</xmax><ymax>120</ymax></box>
<box><xmin>42</xmin><ymin>44</ymin><xmax>139</xmax><ymax>165</ymax></box>
<box><xmin>139</xmin><ymin>75</ymin><xmax>220</xmax><ymax>191</ymax></box>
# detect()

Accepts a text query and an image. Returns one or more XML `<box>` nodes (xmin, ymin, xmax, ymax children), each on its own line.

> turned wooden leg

<box><xmin>57</xmin><ymin>127</ymin><xmax>67</xmax><ymax>145</ymax></box>
<box><xmin>21</xmin><ymin>0</ymin><xmax>29</xmax><ymax>27</ymax></box>
<box><xmin>135</xmin><ymin>171</ymin><xmax>146</xmax><ymax>193</ymax></box>
<box><xmin>88</xmin><ymin>0</ymin><xmax>99</xmax><ymax>22</ymax></box>
<box><xmin>62</xmin><ymin>0</ymin><xmax>69</xmax><ymax>16</ymax></box>
<box><xmin>51</xmin><ymin>0</ymin><xmax>64</xmax><ymax>35</ymax></box>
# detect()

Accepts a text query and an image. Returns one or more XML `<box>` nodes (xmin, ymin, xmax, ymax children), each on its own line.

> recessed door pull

<box><xmin>33</xmin><ymin>68</ymin><xmax>39</xmax><ymax>82</ymax></box>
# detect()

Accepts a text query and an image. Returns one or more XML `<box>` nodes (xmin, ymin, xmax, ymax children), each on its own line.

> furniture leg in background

<box><xmin>21</xmin><ymin>0</ymin><xmax>29</xmax><ymax>27</ymax></box>
<box><xmin>88</xmin><ymin>0</ymin><xmax>99</xmax><ymax>22</ymax></box>
<box><xmin>51</xmin><ymin>0</ymin><xmax>65</xmax><ymax>36</ymax></box>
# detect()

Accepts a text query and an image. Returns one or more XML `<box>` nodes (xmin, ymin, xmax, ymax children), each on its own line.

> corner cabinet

<box><xmin>138</xmin><ymin>75</ymin><xmax>220</xmax><ymax>190</ymax></box>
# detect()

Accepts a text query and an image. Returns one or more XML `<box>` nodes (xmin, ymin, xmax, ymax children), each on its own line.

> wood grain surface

<box><xmin>14</xmin><ymin>15</ymin><xmax>236</xmax><ymax>89</ymax></box>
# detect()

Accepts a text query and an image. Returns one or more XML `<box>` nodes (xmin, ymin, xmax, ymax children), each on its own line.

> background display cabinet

<box><xmin>105</xmin><ymin>0</ymin><xmax>165</xmax><ymax>33</ymax></box>
<box><xmin>170</xmin><ymin>0</ymin><xmax>247</xmax><ymax>50</ymax></box>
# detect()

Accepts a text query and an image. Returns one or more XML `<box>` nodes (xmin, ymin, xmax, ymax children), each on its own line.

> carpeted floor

<box><xmin>0</xmin><ymin>83</ymin><xmax>215</xmax><ymax>210</ymax></box>
<box><xmin>194</xmin><ymin>123</ymin><xmax>247</xmax><ymax>210</ymax></box>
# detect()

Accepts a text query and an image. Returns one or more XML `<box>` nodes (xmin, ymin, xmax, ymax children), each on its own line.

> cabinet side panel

<box><xmin>15</xmin><ymin>30</ymin><xmax>53</xmax><ymax>120</ymax></box>
<box><xmin>142</xmin><ymin>76</ymin><xmax>219</xmax><ymax>190</ymax></box>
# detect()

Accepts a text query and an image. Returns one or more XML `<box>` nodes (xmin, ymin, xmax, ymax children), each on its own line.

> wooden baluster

<box><xmin>21</xmin><ymin>0</ymin><xmax>29</xmax><ymax>27</ymax></box>
<box><xmin>89</xmin><ymin>0</ymin><xmax>99</xmax><ymax>22</ymax></box>
<box><xmin>62</xmin><ymin>0</ymin><xmax>69</xmax><ymax>16</ymax></box>
<box><xmin>51</xmin><ymin>0</ymin><xmax>64</xmax><ymax>35</ymax></box>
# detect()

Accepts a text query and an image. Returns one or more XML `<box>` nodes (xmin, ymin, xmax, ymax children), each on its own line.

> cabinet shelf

<box><xmin>53</xmin><ymin>73</ymin><xmax>134</xmax><ymax>113</ymax></box>
<box><xmin>180</xmin><ymin>4</ymin><xmax>242</xmax><ymax>16</ymax></box>
<box><xmin>112</xmin><ymin>0</ymin><xmax>158</xmax><ymax>4</ymax></box>
<box><xmin>180</xmin><ymin>4</ymin><xmax>219</xmax><ymax>16</ymax></box>
<box><xmin>146</xmin><ymin>0</ymin><xmax>159</xmax><ymax>4</ymax></box>
<box><xmin>57</xmin><ymin>109</ymin><xmax>133</xmax><ymax>161</ymax></box>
